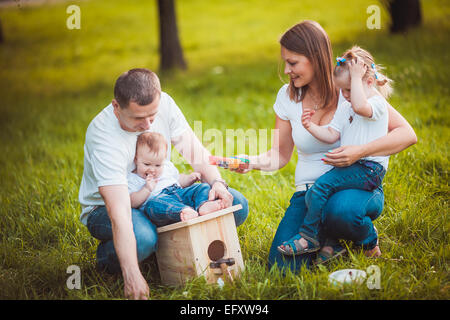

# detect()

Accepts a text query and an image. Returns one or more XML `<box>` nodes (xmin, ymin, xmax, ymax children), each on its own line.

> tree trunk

<box><xmin>0</xmin><ymin>18</ymin><xmax>4</xmax><ymax>44</ymax></box>
<box><xmin>157</xmin><ymin>0</ymin><xmax>187</xmax><ymax>71</ymax></box>
<box><xmin>387</xmin><ymin>0</ymin><xmax>422</xmax><ymax>33</ymax></box>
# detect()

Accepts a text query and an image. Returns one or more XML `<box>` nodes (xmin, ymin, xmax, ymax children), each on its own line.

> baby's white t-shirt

<box><xmin>329</xmin><ymin>94</ymin><xmax>389</xmax><ymax>169</ymax></box>
<box><xmin>78</xmin><ymin>92</ymin><xmax>189</xmax><ymax>225</ymax></box>
<box><xmin>127</xmin><ymin>160</ymin><xmax>181</xmax><ymax>210</ymax></box>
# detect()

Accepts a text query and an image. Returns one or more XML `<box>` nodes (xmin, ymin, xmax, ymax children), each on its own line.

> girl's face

<box><xmin>281</xmin><ymin>46</ymin><xmax>315</xmax><ymax>89</ymax></box>
<box><xmin>135</xmin><ymin>145</ymin><xmax>165</xmax><ymax>179</ymax></box>
<box><xmin>334</xmin><ymin>72</ymin><xmax>373</xmax><ymax>103</ymax></box>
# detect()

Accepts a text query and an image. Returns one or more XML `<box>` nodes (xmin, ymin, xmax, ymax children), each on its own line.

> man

<box><xmin>79</xmin><ymin>68</ymin><xmax>249</xmax><ymax>299</ymax></box>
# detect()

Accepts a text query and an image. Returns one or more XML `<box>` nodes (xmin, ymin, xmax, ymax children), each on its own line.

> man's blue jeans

<box><xmin>300</xmin><ymin>160</ymin><xmax>385</xmax><ymax>242</ymax></box>
<box><xmin>86</xmin><ymin>187</ymin><xmax>249</xmax><ymax>274</ymax></box>
<box><xmin>145</xmin><ymin>183</ymin><xmax>211</xmax><ymax>227</ymax></box>
<box><xmin>268</xmin><ymin>186</ymin><xmax>384</xmax><ymax>274</ymax></box>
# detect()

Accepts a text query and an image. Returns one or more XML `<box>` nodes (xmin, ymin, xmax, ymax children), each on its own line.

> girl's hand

<box><xmin>301</xmin><ymin>109</ymin><xmax>315</xmax><ymax>129</ymax></box>
<box><xmin>348</xmin><ymin>58</ymin><xmax>367</xmax><ymax>79</ymax></box>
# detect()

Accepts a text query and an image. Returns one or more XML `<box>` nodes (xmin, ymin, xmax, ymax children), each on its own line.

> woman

<box><xmin>234</xmin><ymin>20</ymin><xmax>417</xmax><ymax>273</ymax></box>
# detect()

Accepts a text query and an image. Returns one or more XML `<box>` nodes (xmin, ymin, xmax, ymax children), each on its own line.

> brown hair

<box><xmin>334</xmin><ymin>46</ymin><xmax>393</xmax><ymax>99</ymax></box>
<box><xmin>136</xmin><ymin>132</ymin><xmax>167</xmax><ymax>158</ymax></box>
<box><xmin>114</xmin><ymin>68</ymin><xmax>161</xmax><ymax>108</ymax></box>
<box><xmin>280</xmin><ymin>20</ymin><xmax>338</xmax><ymax>108</ymax></box>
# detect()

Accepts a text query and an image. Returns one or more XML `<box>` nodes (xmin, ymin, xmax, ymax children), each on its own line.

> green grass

<box><xmin>0</xmin><ymin>0</ymin><xmax>449</xmax><ymax>299</ymax></box>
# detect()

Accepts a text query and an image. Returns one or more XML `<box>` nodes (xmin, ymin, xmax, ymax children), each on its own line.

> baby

<box><xmin>128</xmin><ymin>132</ymin><xmax>224</xmax><ymax>226</ymax></box>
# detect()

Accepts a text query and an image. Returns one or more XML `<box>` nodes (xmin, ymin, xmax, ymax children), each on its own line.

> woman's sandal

<box><xmin>314</xmin><ymin>244</ymin><xmax>347</xmax><ymax>266</ymax></box>
<box><xmin>277</xmin><ymin>233</ymin><xmax>320</xmax><ymax>256</ymax></box>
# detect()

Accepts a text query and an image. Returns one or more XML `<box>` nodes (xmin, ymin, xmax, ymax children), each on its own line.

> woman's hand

<box><xmin>323</xmin><ymin>145</ymin><xmax>365</xmax><ymax>167</ymax></box>
<box><xmin>229</xmin><ymin>154</ymin><xmax>253</xmax><ymax>174</ymax></box>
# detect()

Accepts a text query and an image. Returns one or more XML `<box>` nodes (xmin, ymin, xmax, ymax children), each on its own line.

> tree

<box><xmin>0</xmin><ymin>18</ymin><xmax>4</xmax><ymax>43</ymax></box>
<box><xmin>383</xmin><ymin>0</ymin><xmax>422</xmax><ymax>33</ymax></box>
<box><xmin>157</xmin><ymin>0</ymin><xmax>187</xmax><ymax>71</ymax></box>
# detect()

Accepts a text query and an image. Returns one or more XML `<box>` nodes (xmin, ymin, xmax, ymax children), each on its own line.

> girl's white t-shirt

<box><xmin>329</xmin><ymin>94</ymin><xmax>389</xmax><ymax>169</ymax></box>
<box><xmin>78</xmin><ymin>92</ymin><xmax>189</xmax><ymax>225</ymax></box>
<box><xmin>127</xmin><ymin>160</ymin><xmax>181</xmax><ymax>210</ymax></box>
<box><xmin>273</xmin><ymin>84</ymin><xmax>345</xmax><ymax>186</ymax></box>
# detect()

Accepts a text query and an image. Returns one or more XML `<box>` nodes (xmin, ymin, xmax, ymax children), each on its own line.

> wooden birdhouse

<box><xmin>155</xmin><ymin>204</ymin><xmax>245</xmax><ymax>286</ymax></box>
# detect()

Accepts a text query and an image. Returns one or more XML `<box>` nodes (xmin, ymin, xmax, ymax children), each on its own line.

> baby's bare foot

<box><xmin>198</xmin><ymin>200</ymin><xmax>223</xmax><ymax>216</ymax></box>
<box><xmin>180</xmin><ymin>207</ymin><xmax>199</xmax><ymax>221</ymax></box>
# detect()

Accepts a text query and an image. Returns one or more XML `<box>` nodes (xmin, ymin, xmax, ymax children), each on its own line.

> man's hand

<box><xmin>323</xmin><ymin>145</ymin><xmax>365</xmax><ymax>167</ymax></box>
<box><xmin>208</xmin><ymin>181</ymin><xmax>233</xmax><ymax>208</ymax></box>
<box><xmin>123</xmin><ymin>267</ymin><xmax>150</xmax><ymax>300</ymax></box>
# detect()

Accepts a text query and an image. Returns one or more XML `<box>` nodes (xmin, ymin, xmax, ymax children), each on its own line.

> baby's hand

<box><xmin>189</xmin><ymin>172</ymin><xmax>202</xmax><ymax>183</ymax></box>
<box><xmin>144</xmin><ymin>176</ymin><xmax>158</xmax><ymax>191</ymax></box>
<box><xmin>301</xmin><ymin>109</ymin><xmax>315</xmax><ymax>129</ymax></box>
<box><xmin>348</xmin><ymin>58</ymin><xmax>367</xmax><ymax>79</ymax></box>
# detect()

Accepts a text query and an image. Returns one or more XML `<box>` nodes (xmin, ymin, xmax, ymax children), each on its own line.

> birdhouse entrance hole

<box><xmin>208</xmin><ymin>240</ymin><xmax>226</xmax><ymax>261</ymax></box>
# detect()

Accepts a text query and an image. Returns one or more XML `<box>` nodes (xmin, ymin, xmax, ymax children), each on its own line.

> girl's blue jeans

<box><xmin>144</xmin><ymin>183</ymin><xmax>211</xmax><ymax>227</ymax></box>
<box><xmin>86</xmin><ymin>187</ymin><xmax>249</xmax><ymax>274</ymax></box>
<box><xmin>268</xmin><ymin>185</ymin><xmax>384</xmax><ymax>274</ymax></box>
<box><xmin>300</xmin><ymin>160</ymin><xmax>385</xmax><ymax>242</ymax></box>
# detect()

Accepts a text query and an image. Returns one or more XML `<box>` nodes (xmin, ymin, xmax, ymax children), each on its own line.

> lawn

<box><xmin>0</xmin><ymin>0</ymin><xmax>448</xmax><ymax>299</ymax></box>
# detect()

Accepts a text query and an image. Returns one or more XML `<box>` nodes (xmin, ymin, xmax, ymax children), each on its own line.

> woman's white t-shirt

<box><xmin>272</xmin><ymin>84</ymin><xmax>345</xmax><ymax>186</ymax></box>
<box><xmin>78</xmin><ymin>92</ymin><xmax>189</xmax><ymax>225</ymax></box>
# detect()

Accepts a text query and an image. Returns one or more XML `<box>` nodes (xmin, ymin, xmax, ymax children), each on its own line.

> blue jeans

<box><xmin>300</xmin><ymin>160</ymin><xmax>385</xmax><ymax>241</ymax></box>
<box><xmin>268</xmin><ymin>186</ymin><xmax>384</xmax><ymax>274</ymax></box>
<box><xmin>145</xmin><ymin>183</ymin><xmax>211</xmax><ymax>227</ymax></box>
<box><xmin>86</xmin><ymin>187</ymin><xmax>249</xmax><ymax>274</ymax></box>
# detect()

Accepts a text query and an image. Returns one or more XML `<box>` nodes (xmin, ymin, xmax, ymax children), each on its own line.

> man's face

<box><xmin>113</xmin><ymin>94</ymin><xmax>160</xmax><ymax>132</ymax></box>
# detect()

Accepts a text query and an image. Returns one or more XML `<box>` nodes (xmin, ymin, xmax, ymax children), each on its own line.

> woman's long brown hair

<box><xmin>280</xmin><ymin>20</ymin><xmax>338</xmax><ymax>109</ymax></box>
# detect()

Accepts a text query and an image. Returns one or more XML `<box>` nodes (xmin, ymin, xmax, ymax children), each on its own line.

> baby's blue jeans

<box><xmin>144</xmin><ymin>183</ymin><xmax>210</xmax><ymax>227</ymax></box>
<box><xmin>86</xmin><ymin>187</ymin><xmax>249</xmax><ymax>274</ymax></box>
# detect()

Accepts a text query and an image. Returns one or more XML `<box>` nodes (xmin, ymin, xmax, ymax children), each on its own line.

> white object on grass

<box><xmin>328</xmin><ymin>269</ymin><xmax>367</xmax><ymax>286</ymax></box>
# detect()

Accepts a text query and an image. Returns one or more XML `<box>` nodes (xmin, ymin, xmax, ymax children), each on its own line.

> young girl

<box><xmin>278</xmin><ymin>46</ymin><xmax>393</xmax><ymax>256</ymax></box>
<box><xmin>128</xmin><ymin>132</ymin><xmax>225</xmax><ymax>226</ymax></box>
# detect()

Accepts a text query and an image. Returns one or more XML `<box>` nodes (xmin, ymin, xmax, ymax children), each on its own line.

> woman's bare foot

<box><xmin>180</xmin><ymin>207</ymin><xmax>199</xmax><ymax>222</ymax></box>
<box><xmin>198</xmin><ymin>200</ymin><xmax>223</xmax><ymax>216</ymax></box>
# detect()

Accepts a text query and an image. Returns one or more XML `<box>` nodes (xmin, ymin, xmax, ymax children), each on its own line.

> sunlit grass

<box><xmin>0</xmin><ymin>0</ymin><xmax>448</xmax><ymax>299</ymax></box>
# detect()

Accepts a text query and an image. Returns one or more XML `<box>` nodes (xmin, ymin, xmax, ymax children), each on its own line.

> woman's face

<box><xmin>281</xmin><ymin>46</ymin><xmax>315</xmax><ymax>88</ymax></box>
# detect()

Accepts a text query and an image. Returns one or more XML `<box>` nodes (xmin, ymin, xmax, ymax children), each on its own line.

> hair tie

<box><xmin>336</xmin><ymin>57</ymin><xmax>346</xmax><ymax>66</ymax></box>
<box><xmin>371</xmin><ymin>63</ymin><xmax>379</xmax><ymax>79</ymax></box>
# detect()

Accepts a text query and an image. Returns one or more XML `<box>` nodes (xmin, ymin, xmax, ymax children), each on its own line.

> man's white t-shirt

<box><xmin>78</xmin><ymin>92</ymin><xmax>189</xmax><ymax>225</ymax></box>
<box><xmin>127</xmin><ymin>160</ymin><xmax>181</xmax><ymax>210</ymax></box>
<box><xmin>273</xmin><ymin>84</ymin><xmax>345</xmax><ymax>186</ymax></box>
<box><xmin>329</xmin><ymin>94</ymin><xmax>389</xmax><ymax>170</ymax></box>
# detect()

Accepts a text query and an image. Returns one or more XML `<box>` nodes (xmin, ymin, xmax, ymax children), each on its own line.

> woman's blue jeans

<box><xmin>86</xmin><ymin>187</ymin><xmax>249</xmax><ymax>274</ymax></box>
<box><xmin>268</xmin><ymin>187</ymin><xmax>384</xmax><ymax>274</ymax></box>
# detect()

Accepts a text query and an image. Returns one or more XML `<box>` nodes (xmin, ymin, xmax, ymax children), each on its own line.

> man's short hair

<box><xmin>114</xmin><ymin>68</ymin><xmax>161</xmax><ymax>108</ymax></box>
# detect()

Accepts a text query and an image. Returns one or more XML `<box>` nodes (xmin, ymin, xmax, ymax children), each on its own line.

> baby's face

<box><xmin>135</xmin><ymin>145</ymin><xmax>166</xmax><ymax>179</ymax></box>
